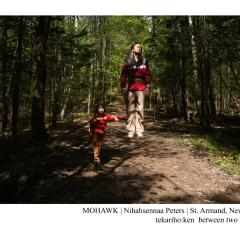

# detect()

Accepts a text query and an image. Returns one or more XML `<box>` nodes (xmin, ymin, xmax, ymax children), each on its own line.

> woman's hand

<box><xmin>144</xmin><ymin>87</ymin><xmax>149</xmax><ymax>96</ymax></box>
<box><xmin>121</xmin><ymin>88</ymin><xmax>126</xmax><ymax>97</ymax></box>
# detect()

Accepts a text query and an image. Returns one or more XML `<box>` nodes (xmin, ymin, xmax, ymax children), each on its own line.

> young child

<box><xmin>89</xmin><ymin>103</ymin><xmax>126</xmax><ymax>170</ymax></box>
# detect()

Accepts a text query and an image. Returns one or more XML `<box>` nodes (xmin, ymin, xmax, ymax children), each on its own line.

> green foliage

<box><xmin>183</xmin><ymin>131</ymin><xmax>240</xmax><ymax>178</ymax></box>
<box><xmin>1</xmin><ymin>16</ymin><xmax>240</xmax><ymax>134</ymax></box>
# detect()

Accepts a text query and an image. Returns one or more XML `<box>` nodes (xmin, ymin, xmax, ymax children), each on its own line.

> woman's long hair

<box><xmin>128</xmin><ymin>43</ymin><xmax>143</xmax><ymax>66</ymax></box>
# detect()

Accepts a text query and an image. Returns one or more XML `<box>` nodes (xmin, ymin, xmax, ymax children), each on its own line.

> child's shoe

<box><xmin>94</xmin><ymin>162</ymin><xmax>103</xmax><ymax>171</ymax></box>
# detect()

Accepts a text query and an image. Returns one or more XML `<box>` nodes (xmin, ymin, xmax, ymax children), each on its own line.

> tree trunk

<box><xmin>91</xmin><ymin>53</ymin><xmax>97</xmax><ymax>111</ymax></box>
<box><xmin>180</xmin><ymin>58</ymin><xmax>188</xmax><ymax>120</ymax></box>
<box><xmin>219</xmin><ymin>62</ymin><xmax>223</xmax><ymax>115</ymax></box>
<box><xmin>31</xmin><ymin>16</ymin><xmax>51</xmax><ymax>140</ymax></box>
<box><xmin>207</xmin><ymin>56</ymin><xmax>216</xmax><ymax>121</ymax></box>
<box><xmin>179</xmin><ymin>21</ymin><xmax>188</xmax><ymax>120</ymax></box>
<box><xmin>87</xmin><ymin>63</ymin><xmax>94</xmax><ymax>115</ymax></box>
<box><xmin>227</xmin><ymin>65</ymin><xmax>231</xmax><ymax>111</ymax></box>
<box><xmin>189</xmin><ymin>16</ymin><xmax>212</xmax><ymax>128</ymax></box>
<box><xmin>52</xmin><ymin>78</ymin><xmax>59</xmax><ymax>125</ymax></box>
<box><xmin>171</xmin><ymin>86</ymin><xmax>177</xmax><ymax>114</ymax></box>
<box><xmin>1</xmin><ymin>17</ymin><xmax>9</xmax><ymax>135</ymax></box>
<box><xmin>11</xmin><ymin>17</ymin><xmax>24</xmax><ymax>142</ymax></box>
<box><xmin>188</xmin><ymin>16</ymin><xmax>200</xmax><ymax>116</ymax></box>
<box><xmin>201</xmin><ymin>16</ymin><xmax>212</xmax><ymax>128</ymax></box>
<box><xmin>101</xmin><ymin>36</ymin><xmax>106</xmax><ymax>103</ymax></box>
<box><xmin>60</xmin><ymin>98</ymin><xmax>68</xmax><ymax>120</ymax></box>
<box><xmin>52</xmin><ymin>46</ymin><xmax>61</xmax><ymax>125</ymax></box>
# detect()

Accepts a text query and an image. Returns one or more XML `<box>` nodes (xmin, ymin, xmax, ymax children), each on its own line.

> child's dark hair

<box><xmin>94</xmin><ymin>103</ymin><xmax>106</xmax><ymax>114</ymax></box>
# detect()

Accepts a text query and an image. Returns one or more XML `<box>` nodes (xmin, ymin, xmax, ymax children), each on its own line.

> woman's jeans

<box><xmin>126</xmin><ymin>90</ymin><xmax>144</xmax><ymax>135</ymax></box>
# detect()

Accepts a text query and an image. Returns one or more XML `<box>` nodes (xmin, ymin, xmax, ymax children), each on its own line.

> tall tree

<box><xmin>0</xmin><ymin>17</ymin><xmax>9</xmax><ymax>135</ymax></box>
<box><xmin>31</xmin><ymin>16</ymin><xmax>51</xmax><ymax>140</ymax></box>
<box><xmin>11</xmin><ymin>17</ymin><xmax>25</xmax><ymax>141</ymax></box>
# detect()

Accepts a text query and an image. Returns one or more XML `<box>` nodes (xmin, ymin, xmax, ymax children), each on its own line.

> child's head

<box><xmin>95</xmin><ymin>103</ymin><xmax>106</xmax><ymax>115</ymax></box>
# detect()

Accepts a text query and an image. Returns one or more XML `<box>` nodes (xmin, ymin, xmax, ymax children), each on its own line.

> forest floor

<box><xmin>1</xmin><ymin>97</ymin><xmax>240</xmax><ymax>203</ymax></box>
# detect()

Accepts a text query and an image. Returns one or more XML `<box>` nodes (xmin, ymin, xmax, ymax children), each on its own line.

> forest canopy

<box><xmin>0</xmin><ymin>16</ymin><xmax>240</xmax><ymax>141</ymax></box>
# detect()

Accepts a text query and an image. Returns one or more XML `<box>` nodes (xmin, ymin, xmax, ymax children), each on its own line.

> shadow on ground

<box><xmin>1</xmin><ymin>109</ymin><xmax>240</xmax><ymax>203</ymax></box>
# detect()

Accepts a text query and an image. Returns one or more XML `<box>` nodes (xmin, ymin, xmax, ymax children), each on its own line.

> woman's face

<box><xmin>132</xmin><ymin>44</ymin><xmax>142</xmax><ymax>54</ymax></box>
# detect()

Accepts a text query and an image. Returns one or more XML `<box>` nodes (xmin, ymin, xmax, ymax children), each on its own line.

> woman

<box><xmin>119</xmin><ymin>43</ymin><xmax>151</xmax><ymax>138</ymax></box>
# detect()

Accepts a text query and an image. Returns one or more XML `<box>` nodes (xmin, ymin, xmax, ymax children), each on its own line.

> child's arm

<box><xmin>95</xmin><ymin>116</ymin><xmax>107</xmax><ymax>121</ymax></box>
<box><xmin>115</xmin><ymin>116</ymin><xmax>126</xmax><ymax>121</ymax></box>
<box><xmin>105</xmin><ymin>115</ymin><xmax>126</xmax><ymax>122</ymax></box>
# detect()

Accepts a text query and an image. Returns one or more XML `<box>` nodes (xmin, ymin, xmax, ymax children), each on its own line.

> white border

<box><xmin>1</xmin><ymin>1</ymin><xmax>240</xmax><ymax>239</ymax></box>
<box><xmin>0</xmin><ymin>204</ymin><xmax>239</xmax><ymax>240</ymax></box>
<box><xmin>0</xmin><ymin>0</ymin><xmax>240</xmax><ymax>15</ymax></box>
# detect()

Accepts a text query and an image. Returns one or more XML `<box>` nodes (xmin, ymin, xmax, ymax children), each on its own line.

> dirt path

<box><xmin>16</xmin><ymin>98</ymin><xmax>240</xmax><ymax>203</ymax></box>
